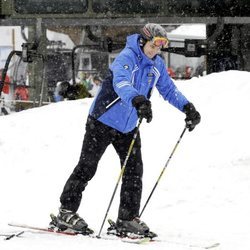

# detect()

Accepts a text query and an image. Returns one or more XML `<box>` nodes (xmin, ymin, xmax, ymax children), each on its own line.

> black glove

<box><xmin>183</xmin><ymin>102</ymin><xmax>201</xmax><ymax>131</ymax></box>
<box><xmin>132</xmin><ymin>95</ymin><xmax>152</xmax><ymax>123</ymax></box>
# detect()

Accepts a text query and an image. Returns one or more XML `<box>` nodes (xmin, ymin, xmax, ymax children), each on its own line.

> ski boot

<box><xmin>107</xmin><ymin>218</ymin><xmax>157</xmax><ymax>239</ymax></box>
<box><xmin>49</xmin><ymin>208</ymin><xmax>94</xmax><ymax>235</ymax></box>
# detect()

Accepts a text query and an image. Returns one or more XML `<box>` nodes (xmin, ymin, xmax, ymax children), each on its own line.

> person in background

<box><xmin>167</xmin><ymin>67</ymin><xmax>176</xmax><ymax>79</ymax></box>
<box><xmin>51</xmin><ymin>23</ymin><xmax>201</xmax><ymax>237</ymax></box>
<box><xmin>0</xmin><ymin>69</ymin><xmax>11</xmax><ymax>114</ymax></box>
<box><xmin>81</xmin><ymin>72</ymin><xmax>93</xmax><ymax>91</ymax></box>
<box><xmin>0</xmin><ymin>68</ymin><xmax>11</xmax><ymax>95</ymax></box>
<box><xmin>194</xmin><ymin>62</ymin><xmax>206</xmax><ymax>77</ymax></box>
<box><xmin>14</xmin><ymin>84</ymin><xmax>29</xmax><ymax>111</ymax></box>
<box><xmin>88</xmin><ymin>75</ymin><xmax>102</xmax><ymax>97</ymax></box>
<box><xmin>54</xmin><ymin>81</ymin><xmax>69</xmax><ymax>102</ymax></box>
<box><xmin>54</xmin><ymin>81</ymin><xmax>81</xmax><ymax>102</ymax></box>
<box><xmin>14</xmin><ymin>85</ymin><xmax>29</xmax><ymax>101</ymax></box>
<box><xmin>185</xmin><ymin>66</ymin><xmax>193</xmax><ymax>79</ymax></box>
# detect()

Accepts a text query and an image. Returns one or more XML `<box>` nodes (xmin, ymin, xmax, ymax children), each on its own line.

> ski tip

<box><xmin>4</xmin><ymin>231</ymin><xmax>25</xmax><ymax>240</ymax></box>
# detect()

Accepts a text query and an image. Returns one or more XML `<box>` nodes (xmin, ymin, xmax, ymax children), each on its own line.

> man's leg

<box><xmin>112</xmin><ymin>130</ymin><xmax>143</xmax><ymax>220</ymax></box>
<box><xmin>60</xmin><ymin>116</ymin><xmax>111</xmax><ymax>212</ymax></box>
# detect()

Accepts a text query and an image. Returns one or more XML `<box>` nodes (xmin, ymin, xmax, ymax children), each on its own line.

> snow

<box><xmin>168</xmin><ymin>24</ymin><xmax>206</xmax><ymax>40</ymax></box>
<box><xmin>0</xmin><ymin>26</ymin><xmax>74</xmax><ymax>49</ymax></box>
<box><xmin>0</xmin><ymin>70</ymin><xmax>250</xmax><ymax>249</ymax></box>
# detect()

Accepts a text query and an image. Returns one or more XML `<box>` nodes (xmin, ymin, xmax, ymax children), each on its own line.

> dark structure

<box><xmin>1</xmin><ymin>0</ymin><xmax>250</xmax><ymax>102</ymax></box>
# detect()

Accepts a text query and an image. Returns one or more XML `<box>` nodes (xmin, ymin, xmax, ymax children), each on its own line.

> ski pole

<box><xmin>97</xmin><ymin>118</ymin><xmax>143</xmax><ymax>238</ymax></box>
<box><xmin>139</xmin><ymin>126</ymin><xmax>187</xmax><ymax>218</ymax></box>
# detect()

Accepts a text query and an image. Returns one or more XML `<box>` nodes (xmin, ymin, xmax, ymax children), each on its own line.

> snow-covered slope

<box><xmin>0</xmin><ymin>70</ymin><xmax>250</xmax><ymax>250</ymax></box>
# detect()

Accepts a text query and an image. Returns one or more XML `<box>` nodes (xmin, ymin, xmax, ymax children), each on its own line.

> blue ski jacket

<box><xmin>89</xmin><ymin>34</ymin><xmax>189</xmax><ymax>133</ymax></box>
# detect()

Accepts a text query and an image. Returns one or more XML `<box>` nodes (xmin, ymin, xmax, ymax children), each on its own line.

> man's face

<box><xmin>143</xmin><ymin>41</ymin><xmax>161</xmax><ymax>59</ymax></box>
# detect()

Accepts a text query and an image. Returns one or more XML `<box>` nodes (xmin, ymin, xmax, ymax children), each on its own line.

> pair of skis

<box><xmin>4</xmin><ymin>221</ymin><xmax>220</xmax><ymax>249</ymax></box>
<box><xmin>6</xmin><ymin>220</ymin><xmax>154</xmax><ymax>244</ymax></box>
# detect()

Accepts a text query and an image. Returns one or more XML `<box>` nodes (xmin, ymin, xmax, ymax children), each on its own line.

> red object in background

<box><xmin>0</xmin><ymin>74</ymin><xmax>11</xmax><ymax>94</ymax></box>
<box><xmin>167</xmin><ymin>67</ymin><xmax>176</xmax><ymax>79</ymax></box>
<box><xmin>185</xmin><ymin>66</ymin><xmax>193</xmax><ymax>79</ymax></box>
<box><xmin>14</xmin><ymin>85</ymin><xmax>29</xmax><ymax>100</ymax></box>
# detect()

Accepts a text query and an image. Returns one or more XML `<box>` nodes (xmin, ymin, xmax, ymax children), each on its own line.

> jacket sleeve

<box><xmin>156</xmin><ymin>65</ymin><xmax>189</xmax><ymax>112</ymax></box>
<box><xmin>110</xmin><ymin>51</ymin><xmax>139</xmax><ymax>106</ymax></box>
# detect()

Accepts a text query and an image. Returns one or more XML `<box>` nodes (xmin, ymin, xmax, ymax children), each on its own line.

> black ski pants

<box><xmin>60</xmin><ymin>115</ymin><xmax>143</xmax><ymax>220</ymax></box>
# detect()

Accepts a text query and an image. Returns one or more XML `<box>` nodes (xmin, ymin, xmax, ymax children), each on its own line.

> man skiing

<box><xmin>51</xmin><ymin>23</ymin><xmax>201</xmax><ymax>237</ymax></box>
